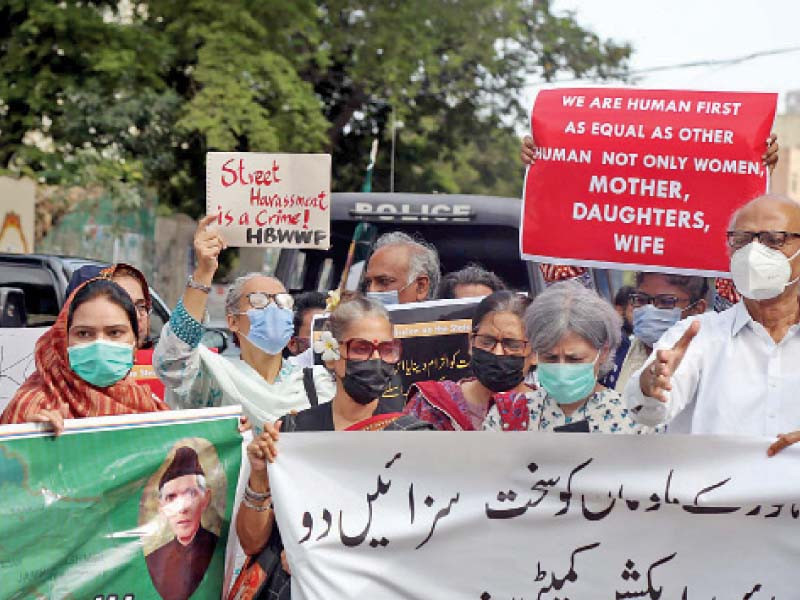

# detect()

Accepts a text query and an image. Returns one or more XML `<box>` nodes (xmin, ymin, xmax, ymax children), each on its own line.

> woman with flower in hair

<box><xmin>230</xmin><ymin>295</ymin><xmax>430</xmax><ymax>599</ymax></box>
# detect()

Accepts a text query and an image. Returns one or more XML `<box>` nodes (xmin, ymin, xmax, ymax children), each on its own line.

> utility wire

<box><xmin>527</xmin><ymin>45</ymin><xmax>800</xmax><ymax>85</ymax></box>
<box><xmin>629</xmin><ymin>45</ymin><xmax>800</xmax><ymax>76</ymax></box>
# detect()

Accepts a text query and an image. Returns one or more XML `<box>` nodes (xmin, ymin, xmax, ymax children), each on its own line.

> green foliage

<box><xmin>0</xmin><ymin>0</ymin><xmax>631</xmax><ymax>215</ymax></box>
<box><xmin>309</xmin><ymin>0</ymin><xmax>631</xmax><ymax>194</ymax></box>
<box><xmin>176</xmin><ymin>30</ymin><xmax>329</xmax><ymax>152</ymax></box>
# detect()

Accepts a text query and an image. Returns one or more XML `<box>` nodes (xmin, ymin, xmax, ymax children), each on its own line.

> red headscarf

<box><xmin>0</xmin><ymin>278</ymin><xmax>168</xmax><ymax>425</ymax></box>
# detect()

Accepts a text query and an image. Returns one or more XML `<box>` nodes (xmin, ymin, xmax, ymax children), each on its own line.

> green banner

<box><xmin>0</xmin><ymin>407</ymin><xmax>242</xmax><ymax>600</ymax></box>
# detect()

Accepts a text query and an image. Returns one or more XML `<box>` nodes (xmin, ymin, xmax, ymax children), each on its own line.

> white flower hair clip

<box><xmin>325</xmin><ymin>289</ymin><xmax>341</xmax><ymax>312</ymax></box>
<box><xmin>313</xmin><ymin>330</ymin><xmax>340</xmax><ymax>361</ymax></box>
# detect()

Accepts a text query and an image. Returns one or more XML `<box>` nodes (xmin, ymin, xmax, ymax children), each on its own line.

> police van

<box><xmin>271</xmin><ymin>192</ymin><xmax>621</xmax><ymax>298</ymax></box>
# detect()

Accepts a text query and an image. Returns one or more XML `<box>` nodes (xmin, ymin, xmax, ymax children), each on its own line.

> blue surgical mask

<box><xmin>632</xmin><ymin>305</ymin><xmax>682</xmax><ymax>346</ymax></box>
<box><xmin>244</xmin><ymin>304</ymin><xmax>294</xmax><ymax>355</ymax></box>
<box><xmin>68</xmin><ymin>340</ymin><xmax>134</xmax><ymax>387</ymax></box>
<box><xmin>537</xmin><ymin>352</ymin><xmax>598</xmax><ymax>405</ymax></box>
<box><xmin>366</xmin><ymin>290</ymin><xmax>400</xmax><ymax>306</ymax></box>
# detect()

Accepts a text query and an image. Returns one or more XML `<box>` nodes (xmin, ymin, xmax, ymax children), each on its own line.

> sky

<box><xmin>523</xmin><ymin>0</ymin><xmax>800</xmax><ymax>115</ymax></box>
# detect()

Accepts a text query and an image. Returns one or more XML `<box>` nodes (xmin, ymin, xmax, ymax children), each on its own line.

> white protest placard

<box><xmin>270</xmin><ymin>432</ymin><xmax>800</xmax><ymax>599</ymax></box>
<box><xmin>206</xmin><ymin>152</ymin><xmax>331</xmax><ymax>249</ymax></box>
<box><xmin>0</xmin><ymin>328</ymin><xmax>47</xmax><ymax>413</ymax></box>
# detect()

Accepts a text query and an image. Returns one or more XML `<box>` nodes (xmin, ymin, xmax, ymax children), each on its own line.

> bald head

<box><xmin>729</xmin><ymin>194</ymin><xmax>800</xmax><ymax>234</ymax></box>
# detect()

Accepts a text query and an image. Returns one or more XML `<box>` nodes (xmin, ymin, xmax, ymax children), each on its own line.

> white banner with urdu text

<box><xmin>270</xmin><ymin>431</ymin><xmax>800</xmax><ymax>599</ymax></box>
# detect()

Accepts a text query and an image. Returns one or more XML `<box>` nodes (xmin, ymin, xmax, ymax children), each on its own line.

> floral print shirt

<box><xmin>483</xmin><ymin>387</ymin><xmax>656</xmax><ymax>434</ymax></box>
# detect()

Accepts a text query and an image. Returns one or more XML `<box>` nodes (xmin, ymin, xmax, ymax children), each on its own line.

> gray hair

<box><xmin>224</xmin><ymin>272</ymin><xmax>283</xmax><ymax>315</ymax></box>
<box><xmin>158</xmin><ymin>474</ymin><xmax>207</xmax><ymax>501</ymax></box>
<box><xmin>727</xmin><ymin>193</ymin><xmax>800</xmax><ymax>231</ymax></box>
<box><xmin>438</xmin><ymin>263</ymin><xmax>506</xmax><ymax>299</ymax></box>
<box><xmin>373</xmin><ymin>231</ymin><xmax>441</xmax><ymax>299</ymax></box>
<box><xmin>327</xmin><ymin>295</ymin><xmax>390</xmax><ymax>342</ymax></box>
<box><xmin>525</xmin><ymin>281</ymin><xmax>621</xmax><ymax>375</ymax></box>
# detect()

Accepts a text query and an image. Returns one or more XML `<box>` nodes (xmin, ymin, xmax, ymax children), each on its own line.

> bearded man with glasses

<box><xmin>624</xmin><ymin>194</ymin><xmax>800</xmax><ymax>456</ymax></box>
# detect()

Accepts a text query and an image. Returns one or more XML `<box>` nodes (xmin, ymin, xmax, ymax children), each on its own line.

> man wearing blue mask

<box><xmin>613</xmin><ymin>272</ymin><xmax>708</xmax><ymax>391</ymax></box>
<box><xmin>362</xmin><ymin>231</ymin><xmax>441</xmax><ymax>305</ymax></box>
<box><xmin>625</xmin><ymin>194</ymin><xmax>800</xmax><ymax>456</ymax></box>
<box><xmin>154</xmin><ymin>216</ymin><xmax>335</xmax><ymax>429</ymax></box>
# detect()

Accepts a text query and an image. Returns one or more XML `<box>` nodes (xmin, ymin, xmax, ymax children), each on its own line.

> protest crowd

<box><xmin>2</xmin><ymin>103</ymin><xmax>798</xmax><ymax>597</ymax></box>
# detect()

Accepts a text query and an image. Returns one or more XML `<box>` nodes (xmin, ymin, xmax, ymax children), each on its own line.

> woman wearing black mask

<box><xmin>404</xmin><ymin>291</ymin><xmax>534</xmax><ymax>430</ymax></box>
<box><xmin>231</xmin><ymin>295</ymin><xmax>430</xmax><ymax>599</ymax></box>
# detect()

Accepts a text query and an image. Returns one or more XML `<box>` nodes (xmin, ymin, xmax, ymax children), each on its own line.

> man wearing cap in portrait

<box><xmin>145</xmin><ymin>446</ymin><xmax>218</xmax><ymax>600</ymax></box>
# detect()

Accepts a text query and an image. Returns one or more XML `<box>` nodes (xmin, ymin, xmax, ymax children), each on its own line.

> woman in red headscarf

<box><xmin>0</xmin><ymin>277</ymin><xmax>167</xmax><ymax>433</ymax></box>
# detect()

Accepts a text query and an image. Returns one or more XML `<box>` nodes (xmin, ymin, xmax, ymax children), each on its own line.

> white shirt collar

<box><xmin>730</xmin><ymin>301</ymin><xmax>752</xmax><ymax>337</ymax></box>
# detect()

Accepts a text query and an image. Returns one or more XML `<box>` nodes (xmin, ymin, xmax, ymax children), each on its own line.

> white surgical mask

<box><xmin>730</xmin><ymin>241</ymin><xmax>800</xmax><ymax>301</ymax></box>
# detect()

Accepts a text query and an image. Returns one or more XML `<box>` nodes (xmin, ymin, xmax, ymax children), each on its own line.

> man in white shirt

<box><xmin>625</xmin><ymin>194</ymin><xmax>800</xmax><ymax>454</ymax></box>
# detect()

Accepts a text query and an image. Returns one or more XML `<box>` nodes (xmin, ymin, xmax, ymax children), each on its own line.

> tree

<box><xmin>303</xmin><ymin>0</ymin><xmax>631</xmax><ymax>193</ymax></box>
<box><xmin>0</xmin><ymin>0</ymin><xmax>631</xmax><ymax>212</ymax></box>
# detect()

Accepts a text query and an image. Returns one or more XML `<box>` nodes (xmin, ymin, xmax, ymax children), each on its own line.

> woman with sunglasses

<box><xmin>230</xmin><ymin>295</ymin><xmax>430</xmax><ymax>599</ymax></box>
<box><xmin>483</xmin><ymin>281</ymin><xmax>645</xmax><ymax>433</ymax></box>
<box><xmin>403</xmin><ymin>291</ymin><xmax>535</xmax><ymax>431</ymax></box>
<box><xmin>153</xmin><ymin>216</ymin><xmax>335</xmax><ymax>429</ymax></box>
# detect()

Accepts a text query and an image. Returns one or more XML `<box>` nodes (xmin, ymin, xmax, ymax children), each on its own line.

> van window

<box><xmin>316</xmin><ymin>258</ymin><xmax>335</xmax><ymax>292</ymax></box>
<box><xmin>285</xmin><ymin>251</ymin><xmax>307</xmax><ymax>291</ymax></box>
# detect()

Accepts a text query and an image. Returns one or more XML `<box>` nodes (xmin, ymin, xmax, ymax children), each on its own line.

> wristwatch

<box><xmin>186</xmin><ymin>275</ymin><xmax>212</xmax><ymax>294</ymax></box>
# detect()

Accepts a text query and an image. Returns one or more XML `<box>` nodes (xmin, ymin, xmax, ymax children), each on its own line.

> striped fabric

<box><xmin>0</xmin><ymin>280</ymin><xmax>167</xmax><ymax>424</ymax></box>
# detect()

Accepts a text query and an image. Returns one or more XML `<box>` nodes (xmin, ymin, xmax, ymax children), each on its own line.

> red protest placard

<box><xmin>520</xmin><ymin>88</ymin><xmax>777</xmax><ymax>276</ymax></box>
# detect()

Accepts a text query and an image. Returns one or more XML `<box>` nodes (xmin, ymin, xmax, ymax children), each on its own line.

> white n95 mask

<box><xmin>729</xmin><ymin>241</ymin><xmax>800</xmax><ymax>300</ymax></box>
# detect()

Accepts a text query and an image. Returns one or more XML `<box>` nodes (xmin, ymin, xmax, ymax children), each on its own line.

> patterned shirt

<box><xmin>483</xmin><ymin>387</ymin><xmax>649</xmax><ymax>434</ymax></box>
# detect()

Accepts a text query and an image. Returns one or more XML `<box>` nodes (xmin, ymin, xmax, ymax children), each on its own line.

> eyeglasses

<box><xmin>134</xmin><ymin>301</ymin><xmax>152</xmax><ymax>316</ymax></box>
<box><xmin>292</xmin><ymin>336</ymin><xmax>311</xmax><ymax>353</ymax></box>
<box><xmin>243</xmin><ymin>292</ymin><xmax>294</xmax><ymax>311</ymax></box>
<box><xmin>342</xmin><ymin>338</ymin><xmax>402</xmax><ymax>363</ymax></box>
<box><xmin>471</xmin><ymin>333</ymin><xmax>528</xmax><ymax>356</ymax></box>
<box><xmin>629</xmin><ymin>292</ymin><xmax>691</xmax><ymax>310</ymax></box>
<box><xmin>726</xmin><ymin>230</ymin><xmax>800</xmax><ymax>251</ymax></box>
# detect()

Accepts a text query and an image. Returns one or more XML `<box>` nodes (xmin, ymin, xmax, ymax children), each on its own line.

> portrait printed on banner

<box><xmin>139</xmin><ymin>438</ymin><xmax>227</xmax><ymax>600</ymax></box>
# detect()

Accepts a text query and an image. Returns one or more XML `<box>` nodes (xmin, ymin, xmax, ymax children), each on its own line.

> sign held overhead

<box><xmin>206</xmin><ymin>152</ymin><xmax>331</xmax><ymax>249</ymax></box>
<box><xmin>520</xmin><ymin>88</ymin><xmax>777</xmax><ymax>277</ymax></box>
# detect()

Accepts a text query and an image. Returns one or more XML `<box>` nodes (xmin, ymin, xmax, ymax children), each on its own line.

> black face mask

<box><xmin>341</xmin><ymin>359</ymin><xmax>396</xmax><ymax>405</ymax></box>
<box><xmin>470</xmin><ymin>347</ymin><xmax>525</xmax><ymax>393</ymax></box>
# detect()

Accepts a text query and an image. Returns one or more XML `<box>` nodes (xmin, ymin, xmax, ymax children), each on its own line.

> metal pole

<box><xmin>390</xmin><ymin>108</ymin><xmax>396</xmax><ymax>193</ymax></box>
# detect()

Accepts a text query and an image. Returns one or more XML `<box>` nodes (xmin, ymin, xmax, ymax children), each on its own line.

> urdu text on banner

<box><xmin>271</xmin><ymin>431</ymin><xmax>800</xmax><ymax>599</ymax></box>
<box><xmin>206</xmin><ymin>152</ymin><xmax>331</xmax><ymax>249</ymax></box>
<box><xmin>520</xmin><ymin>88</ymin><xmax>778</xmax><ymax>276</ymax></box>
